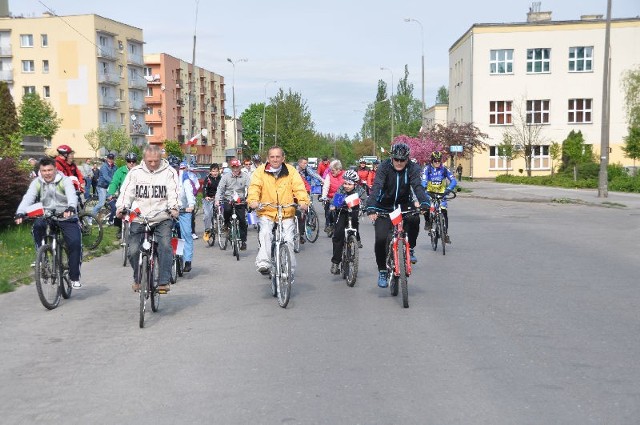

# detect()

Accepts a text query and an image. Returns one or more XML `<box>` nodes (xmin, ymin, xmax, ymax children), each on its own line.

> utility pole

<box><xmin>598</xmin><ymin>0</ymin><xmax>612</xmax><ymax>198</ymax></box>
<box><xmin>188</xmin><ymin>0</ymin><xmax>199</xmax><ymax>150</ymax></box>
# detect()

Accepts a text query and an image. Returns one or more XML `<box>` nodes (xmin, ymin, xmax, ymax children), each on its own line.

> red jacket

<box><xmin>56</xmin><ymin>156</ymin><xmax>84</xmax><ymax>191</ymax></box>
<box><xmin>357</xmin><ymin>167</ymin><xmax>370</xmax><ymax>185</ymax></box>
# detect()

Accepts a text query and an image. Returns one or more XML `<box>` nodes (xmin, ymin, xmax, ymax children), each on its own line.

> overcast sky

<box><xmin>9</xmin><ymin>0</ymin><xmax>640</xmax><ymax>137</ymax></box>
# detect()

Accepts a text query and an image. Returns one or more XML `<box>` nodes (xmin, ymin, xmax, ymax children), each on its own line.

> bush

<box><xmin>610</xmin><ymin>175</ymin><xmax>640</xmax><ymax>192</ymax></box>
<box><xmin>0</xmin><ymin>158</ymin><xmax>31</xmax><ymax>227</ymax></box>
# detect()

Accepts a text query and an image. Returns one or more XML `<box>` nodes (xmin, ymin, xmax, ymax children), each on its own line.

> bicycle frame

<box><xmin>390</xmin><ymin>216</ymin><xmax>412</xmax><ymax>278</ymax></box>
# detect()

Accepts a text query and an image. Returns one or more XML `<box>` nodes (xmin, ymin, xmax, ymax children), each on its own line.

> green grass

<box><xmin>0</xmin><ymin>222</ymin><xmax>122</xmax><ymax>294</ymax></box>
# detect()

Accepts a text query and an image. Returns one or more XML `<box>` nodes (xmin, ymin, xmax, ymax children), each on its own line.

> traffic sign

<box><xmin>450</xmin><ymin>145</ymin><xmax>463</xmax><ymax>152</ymax></box>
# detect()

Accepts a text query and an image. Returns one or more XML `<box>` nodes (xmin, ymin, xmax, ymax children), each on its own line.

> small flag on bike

<box><xmin>345</xmin><ymin>193</ymin><xmax>360</xmax><ymax>208</ymax></box>
<box><xmin>233</xmin><ymin>191</ymin><xmax>241</xmax><ymax>203</ymax></box>
<box><xmin>127</xmin><ymin>206</ymin><xmax>141</xmax><ymax>222</ymax></box>
<box><xmin>26</xmin><ymin>202</ymin><xmax>44</xmax><ymax>217</ymax></box>
<box><xmin>389</xmin><ymin>206</ymin><xmax>402</xmax><ymax>225</ymax></box>
<box><xmin>171</xmin><ymin>238</ymin><xmax>185</xmax><ymax>256</ymax></box>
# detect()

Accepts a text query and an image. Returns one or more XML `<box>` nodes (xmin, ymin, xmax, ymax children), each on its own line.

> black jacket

<box><xmin>203</xmin><ymin>174</ymin><xmax>222</xmax><ymax>198</ymax></box>
<box><xmin>365</xmin><ymin>159</ymin><xmax>428</xmax><ymax>212</ymax></box>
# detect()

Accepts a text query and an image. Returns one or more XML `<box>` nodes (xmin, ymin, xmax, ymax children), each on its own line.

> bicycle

<box><xmin>75</xmin><ymin>192</ymin><xmax>103</xmax><ymax>250</ymax></box>
<box><xmin>120</xmin><ymin>213</ymin><xmax>130</xmax><ymax>266</ymax></box>
<box><xmin>215</xmin><ymin>204</ymin><xmax>228</xmax><ymax>250</ymax></box>
<box><xmin>376</xmin><ymin>208</ymin><xmax>421</xmax><ymax>308</ymax></box>
<box><xmin>426</xmin><ymin>191</ymin><xmax>456</xmax><ymax>256</ymax></box>
<box><xmin>303</xmin><ymin>201</ymin><xmax>320</xmax><ymax>243</ymax></box>
<box><xmin>204</xmin><ymin>199</ymin><xmax>218</xmax><ymax>248</ymax></box>
<box><xmin>336</xmin><ymin>206</ymin><xmax>359</xmax><ymax>287</ymax></box>
<box><xmin>257</xmin><ymin>202</ymin><xmax>297</xmax><ymax>308</ymax></box>
<box><xmin>30</xmin><ymin>211</ymin><xmax>74</xmax><ymax>310</ymax></box>
<box><xmin>224</xmin><ymin>200</ymin><xmax>246</xmax><ymax>261</ymax></box>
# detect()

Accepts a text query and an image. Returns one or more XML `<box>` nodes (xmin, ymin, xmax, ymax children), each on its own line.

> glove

<box><xmin>443</xmin><ymin>189</ymin><xmax>452</xmax><ymax>197</ymax></box>
<box><xmin>15</xmin><ymin>213</ymin><xmax>26</xmax><ymax>219</ymax></box>
<box><xmin>65</xmin><ymin>206</ymin><xmax>76</xmax><ymax>214</ymax></box>
<box><xmin>419</xmin><ymin>203</ymin><xmax>430</xmax><ymax>213</ymax></box>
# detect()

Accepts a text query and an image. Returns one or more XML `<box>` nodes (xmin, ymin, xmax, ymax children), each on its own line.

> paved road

<box><xmin>1</xmin><ymin>184</ymin><xmax>639</xmax><ymax>424</ymax></box>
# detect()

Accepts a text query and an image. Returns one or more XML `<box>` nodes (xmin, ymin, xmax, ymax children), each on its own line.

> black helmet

<box><xmin>251</xmin><ymin>154</ymin><xmax>261</xmax><ymax>162</ymax></box>
<box><xmin>167</xmin><ymin>155</ymin><xmax>181</xmax><ymax>168</ymax></box>
<box><xmin>125</xmin><ymin>152</ymin><xmax>138</xmax><ymax>162</ymax></box>
<box><xmin>431</xmin><ymin>151</ymin><xmax>443</xmax><ymax>162</ymax></box>
<box><xmin>391</xmin><ymin>143</ymin><xmax>410</xmax><ymax>161</ymax></box>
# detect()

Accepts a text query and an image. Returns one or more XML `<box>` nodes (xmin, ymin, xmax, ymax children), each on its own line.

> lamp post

<box><xmin>404</xmin><ymin>17</ymin><xmax>425</xmax><ymax>125</ymax></box>
<box><xmin>260</xmin><ymin>80</ymin><xmax>277</xmax><ymax>155</ymax></box>
<box><xmin>227</xmin><ymin>58</ymin><xmax>248</xmax><ymax>154</ymax></box>
<box><xmin>380</xmin><ymin>67</ymin><xmax>394</xmax><ymax>145</ymax></box>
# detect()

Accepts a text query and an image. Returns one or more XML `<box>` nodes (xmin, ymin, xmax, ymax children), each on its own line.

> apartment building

<box><xmin>144</xmin><ymin>53</ymin><xmax>227</xmax><ymax>164</ymax></box>
<box><xmin>0</xmin><ymin>11</ymin><xmax>147</xmax><ymax>158</ymax></box>
<box><xmin>448</xmin><ymin>8</ymin><xmax>640</xmax><ymax>178</ymax></box>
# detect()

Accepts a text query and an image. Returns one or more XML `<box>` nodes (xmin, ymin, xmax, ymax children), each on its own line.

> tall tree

<box><xmin>394</xmin><ymin>65</ymin><xmax>422</xmax><ymax>137</ymax></box>
<box><xmin>436</xmin><ymin>86</ymin><xmax>449</xmax><ymax>104</ymax></box>
<box><xmin>239</xmin><ymin>102</ymin><xmax>264</xmax><ymax>156</ymax></box>
<box><xmin>503</xmin><ymin>99</ymin><xmax>547</xmax><ymax>176</ymax></box>
<box><xmin>622</xmin><ymin>66</ymin><xmax>640</xmax><ymax>128</ymax></box>
<box><xmin>0</xmin><ymin>81</ymin><xmax>20</xmax><ymax>158</ymax></box>
<box><xmin>622</xmin><ymin>126</ymin><xmax>640</xmax><ymax>172</ymax></box>
<box><xmin>263</xmin><ymin>88</ymin><xmax>315</xmax><ymax>160</ymax></box>
<box><xmin>18</xmin><ymin>92</ymin><xmax>62</xmax><ymax>140</ymax></box>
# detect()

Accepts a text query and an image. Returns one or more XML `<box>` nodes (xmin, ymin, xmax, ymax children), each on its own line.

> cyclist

<box><xmin>93</xmin><ymin>152</ymin><xmax>117</xmax><ymax>221</ymax></box>
<box><xmin>367</xmin><ymin>159</ymin><xmax>379</xmax><ymax>189</ymax></box>
<box><xmin>317</xmin><ymin>156</ymin><xmax>331</xmax><ymax>178</ymax></box>
<box><xmin>329</xmin><ymin>169</ymin><xmax>365</xmax><ymax>274</ymax></box>
<box><xmin>295</xmin><ymin>157</ymin><xmax>322</xmax><ymax>244</ymax></box>
<box><xmin>365</xmin><ymin>142</ymin><xmax>429</xmax><ymax>287</ymax></box>
<box><xmin>251</xmin><ymin>154</ymin><xmax>262</xmax><ymax>171</ymax></box>
<box><xmin>247</xmin><ymin>146</ymin><xmax>309</xmax><ymax>277</ymax></box>
<box><xmin>179</xmin><ymin>162</ymin><xmax>200</xmax><ymax>240</ymax></box>
<box><xmin>107</xmin><ymin>152</ymin><xmax>138</xmax><ymax>239</ymax></box>
<box><xmin>15</xmin><ymin>157</ymin><xmax>83</xmax><ymax>289</ymax></box>
<box><xmin>321</xmin><ymin>159</ymin><xmax>344</xmax><ymax>235</ymax></box>
<box><xmin>54</xmin><ymin>145</ymin><xmax>85</xmax><ymax>194</ymax></box>
<box><xmin>242</xmin><ymin>158</ymin><xmax>254</xmax><ymax>175</ymax></box>
<box><xmin>356</xmin><ymin>159</ymin><xmax>371</xmax><ymax>195</ymax></box>
<box><xmin>116</xmin><ymin>145</ymin><xmax>180</xmax><ymax>293</ymax></box>
<box><xmin>215</xmin><ymin>158</ymin><xmax>250</xmax><ymax>251</ymax></box>
<box><xmin>202</xmin><ymin>163</ymin><xmax>221</xmax><ymax>242</ymax></box>
<box><xmin>422</xmin><ymin>151</ymin><xmax>457</xmax><ymax>244</ymax></box>
<box><xmin>171</xmin><ymin>156</ymin><xmax>196</xmax><ymax>272</ymax></box>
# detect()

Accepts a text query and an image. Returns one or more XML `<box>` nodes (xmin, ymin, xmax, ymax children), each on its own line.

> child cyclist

<box><xmin>329</xmin><ymin>170</ymin><xmax>365</xmax><ymax>274</ymax></box>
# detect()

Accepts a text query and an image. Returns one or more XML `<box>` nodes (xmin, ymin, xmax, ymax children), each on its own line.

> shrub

<box><xmin>0</xmin><ymin>158</ymin><xmax>31</xmax><ymax>227</ymax></box>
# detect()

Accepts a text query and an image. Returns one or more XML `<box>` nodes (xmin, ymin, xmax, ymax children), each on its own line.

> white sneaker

<box><xmin>71</xmin><ymin>281</ymin><xmax>82</xmax><ymax>289</ymax></box>
<box><xmin>191</xmin><ymin>233</ymin><xmax>198</xmax><ymax>240</ymax></box>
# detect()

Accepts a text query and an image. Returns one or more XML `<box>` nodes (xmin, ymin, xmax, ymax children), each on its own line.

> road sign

<box><xmin>450</xmin><ymin>145</ymin><xmax>463</xmax><ymax>153</ymax></box>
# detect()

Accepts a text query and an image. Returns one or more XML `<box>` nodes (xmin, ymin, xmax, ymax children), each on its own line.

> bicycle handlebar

<box><xmin>427</xmin><ymin>191</ymin><xmax>457</xmax><ymax>201</ymax></box>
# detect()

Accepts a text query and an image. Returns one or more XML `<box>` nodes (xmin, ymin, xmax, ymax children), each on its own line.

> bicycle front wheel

<box><xmin>305</xmin><ymin>206</ymin><xmax>319</xmax><ymax>243</ymax></box>
<box><xmin>293</xmin><ymin>217</ymin><xmax>300</xmax><ymax>253</ymax></box>
<box><xmin>35</xmin><ymin>244</ymin><xmax>61</xmax><ymax>310</ymax></box>
<box><xmin>217</xmin><ymin>213</ymin><xmax>228</xmax><ymax>250</ymax></box>
<box><xmin>387</xmin><ymin>240</ymin><xmax>399</xmax><ymax>297</ymax></box>
<box><xmin>79</xmin><ymin>212</ymin><xmax>103</xmax><ymax>250</ymax></box>
<box><xmin>139</xmin><ymin>254</ymin><xmax>148</xmax><ymax>328</ymax></box>
<box><xmin>438</xmin><ymin>214</ymin><xmax>446</xmax><ymax>256</ymax></box>
<box><xmin>231</xmin><ymin>220</ymin><xmax>240</xmax><ymax>261</ymax></box>
<box><xmin>208</xmin><ymin>214</ymin><xmax>217</xmax><ymax>247</ymax></box>
<box><xmin>345</xmin><ymin>234</ymin><xmax>359</xmax><ymax>287</ymax></box>
<box><xmin>398</xmin><ymin>241</ymin><xmax>409</xmax><ymax>308</ymax></box>
<box><xmin>59</xmin><ymin>245</ymin><xmax>72</xmax><ymax>299</ymax></box>
<box><xmin>276</xmin><ymin>243</ymin><xmax>292</xmax><ymax>308</ymax></box>
<box><xmin>430</xmin><ymin>215</ymin><xmax>438</xmax><ymax>251</ymax></box>
<box><xmin>151</xmin><ymin>253</ymin><xmax>160</xmax><ymax>313</ymax></box>
<box><xmin>121</xmin><ymin>221</ymin><xmax>129</xmax><ymax>266</ymax></box>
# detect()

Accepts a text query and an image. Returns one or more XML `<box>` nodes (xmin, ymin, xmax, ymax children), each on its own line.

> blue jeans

<box><xmin>84</xmin><ymin>180</ymin><xmax>91</xmax><ymax>200</ymax></box>
<box><xmin>128</xmin><ymin>219</ymin><xmax>173</xmax><ymax>285</ymax></box>
<box><xmin>92</xmin><ymin>187</ymin><xmax>108</xmax><ymax>216</ymax></box>
<box><xmin>178</xmin><ymin>212</ymin><xmax>194</xmax><ymax>262</ymax></box>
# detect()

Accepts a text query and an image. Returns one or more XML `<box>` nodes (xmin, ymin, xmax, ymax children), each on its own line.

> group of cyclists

<box><xmin>15</xmin><ymin>141</ymin><xmax>457</xmax><ymax>299</ymax></box>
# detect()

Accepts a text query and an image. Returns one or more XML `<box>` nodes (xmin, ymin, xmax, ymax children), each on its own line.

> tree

<box><xmin>621</xmin><ymin>66</ymin><xmax>640</xmax><ymax>128</ymax></box>
<box><xmin>422</xmin><ymin>122</ymin><xmax>488</xmax><ymax>158</ymax></box>
<box><xmin>503</xmin><ymin>100</ymin><xmax>547</xmax><ymax>176</ymax></box>
<box><xmin>164</xmin><ymin>139</ymin><xmax>184</xmax><ymax>159</ymax></box>
<box><xmin>0</xmin><ymin>81</ymin><xmax>20</xmax><ymax>159</ymax></box>
<box><xmin>622</xmin><ymin>126</ymin><xmax>640</xmax><ymax>173</ymax></box>
<box><xmin>393</xmin><ymin>135</ymin><xmax>443</xmax><ymax>165</ymax></box>
<box><xmin>263</xmin><ymin>88</ymin><xmax>315</xmax><ymax>160</ymax></box>
<box><xmin>84</xmin><ymin>126</ymin><xmax>132</xmax><ymax>157</ymax></box>
<box><xmin>239</xmin><ymin>102</ymin><xmax>264</xmax><ymax>156</ymax></box>
<box><xmin>497</xmin><ymin>133</ymin><xmax>518</xmax><ymax>175</ymax></box>
<box><xmin>393</xmin><ymin>65</ymin><xmax>422</xmax><ymax>138</ymax></box>
<box><xmin>560</xmin><ymin>130</ymin><xmax>593</xmax><ymax>171</ymax></box>
<box><xmin>18</xmin><ymin>92</ymin><xmax>62</xmax><ymax>140</ymax></box>
<box><xmin>549</xmin><ymin>141</ymin><xmax>561</xmax><ymax>176</ymax></box>
<box><xmin>436</xmin><ymin>86</ymin><xmax>449</xmax><ymax>104</ymax></box>
<box><xmin>84</xmin><ymin>129</ymin><xmax>102</xmax><ymax>158</ymax></box>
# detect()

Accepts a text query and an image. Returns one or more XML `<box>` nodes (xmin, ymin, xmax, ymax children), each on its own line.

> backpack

<box><xmin>34</xmin><ymin>178</ymin><xmax>66</xmax><ymax>202</ymax></box>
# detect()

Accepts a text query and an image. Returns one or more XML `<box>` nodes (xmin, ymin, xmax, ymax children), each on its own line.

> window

<box><xmin>530</xmin><ymin>145</ymin><xmax>550</xmax><ymax>170</ymax></box>
<box><xmin>101</xmin><ymin>111</ymin><xmax>109</xmax><ymax>123</ymax></box>
<box><xmin>43</xmin><ymin>86</ymin><xmax>50</xmax><ymax>98</ymax></box>
<box><xmin>21</xmin><ymin>60</ymin><xmax>35</xmax><ymax>73</ymax></box>
<box><xmin>146</xmin><ymin>87</ymin><xmax>153</xmax><ymax>97</ymax></box>
<box><xmin>42</xmin><ymin>60</ymin><xmax>49</xmax><ymax>73</ymax></box>
<box><xmin>569</xmin><ymin>46</ymin><xmax>593</xmax><ymax>72</ymax></box>
<box><xmin>41</xmin><ymin>34</ymin><xmax>48</xmax><ymax>47</ymax></box>
<box><xmin>490</xmin><ymin>49</ymin><xmax>513</xmax><ymax>74</ymax></box>
<box><xmin>20</xmin><ymin>34</ymin><xmax>34</xmax><ymax>47</ymax></box>
<box><xmin>568</xmin><ymin>99</ymin><xmax>592</xmax><ymax>123</ymax></box>
<box><xmin>146</xmin><ymin>107</ymin><xmax>153</xmax><ymax>115</ymax></box>
<box><xmin>147</xmin><ymin>126</ymin><xmax>154</xmax><ymax>136</ymax></box>
<box><xmin>144</xmin><ymin>67</ymin><xmax>152</xmax><ymax>77</ymax></box>
<box><xmin>99</xmin><ymin>35</ymin><xmax>109</xmax><ymax>47</ymax></box>
<box><xmin>489</xmin><ymin>146</ymin><xmax>511</xmax><ymax>170</ymax></box>
<box><xmin>527</xmin><ymin>48</ymin><xmax>551</xmax><ymax>73</ymax></box>
<box><xmin>23</xmin><ymin>86</ymin><xmax>36</xmax><ymax>95</ymax></box>
<box><xmin>489</xmin><ymin>101</ymin><xmax>512</xmax><ymax>125</ymax></box>
<box><xmin>526</xmin><ymin>100</ymin><xmax>550</xmax><ymax>124</ymax></box>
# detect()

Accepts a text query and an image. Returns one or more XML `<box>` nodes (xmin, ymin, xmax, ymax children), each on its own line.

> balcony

<box><xmin>98</xmin><ymin>72</ymin><xmax>121</xmax><ymax>85</ymax></box>
<box><xmin>176</xmin><ymin>79</ymin><xmax>183</xmax><ymax>89</ymax></box>
<box><xmin>0</xmin><ymin>69</ymin><xmax>13</xmax><ymax>82</ymax></box>
<box><xmin>99</xmin><ymin>121</ymin><xmax>120</xmax><ymax>130</ymax></box>
<box><xmin>129</xmin><ymin>99</ymin><xmax>146</xmax><ymax>111</ymax></box>
<box><xmin>96</xmin><ymin>46</ymin><xmax>117</xmax><ymax>60</ymax></box>
<box><xmin>130</xmin><ymin>122</ymin><xmax>148</xmax><ymax>135</ymax></box>
<box><xmin>98</xmin><ymin>95</ymin><xmax>120</xmax><ymax>109</ymax></box>
<box><xmin>145</xmin><ymin>94</ymin><xmax>162</xmax><ymax>104</ymax></box>
<box><xmin>127</xmin><ymin>53</ymin><xmax>143</xmax><ymax>66</ymax></box>
<box><xmin>128</xmin><ymin>77</ymin><xmax>147</xmax><ymax>90</ymax></box>
<box><xmin>0</xmin><ymin>45</ymin><xmax>12</xmax><ymax>56</ymax></box>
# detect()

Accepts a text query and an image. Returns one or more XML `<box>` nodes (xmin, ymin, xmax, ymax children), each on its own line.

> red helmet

<box><xmin>57</xmin><ymin>144</ymin><xmax>73</xmax><ymax>155</ymax></box>
<box><xmin>229</xmin><ymin>159</ymin><xmax>241</xmax><ymax>167</ymax></box>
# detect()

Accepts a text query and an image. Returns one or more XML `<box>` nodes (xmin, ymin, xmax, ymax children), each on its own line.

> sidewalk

<box><xmin>461</xmin><ymin>180</ymin><xmax>640</xmax><ymax>210</ymax></box>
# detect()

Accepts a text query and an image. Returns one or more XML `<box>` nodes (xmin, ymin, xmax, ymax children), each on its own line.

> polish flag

<box><xmin>171</xmin><ymin>237</ymin><xmax>185</xmax><ymax>256</ymax></box>
<box><xmin>345</xmin><ymin>193</ymin><xmax>360</xmax><ymax>208</ymax></box>
<box><xmin>233</xmin><ymin>191</ymin><xmax>241</xmax><ymax>203</ymax></box>
<box><xmin>187</xmin><ymin>135</ymin><xmax>198</xmax><ymax>146</ymax></box>
<box><xmin>127</xmin><ymin>203</ymin><xmax>141</xmax><ymax>222</ymax></box>
<box><xmin>389</xmin><ymin>206</ymin><xmax>402</xmax><ymax>226</ymax></box>
<box><xmin>26</xmin><ymin>202</ymin><xmax>44</xmax><ymax>218</ymax></box>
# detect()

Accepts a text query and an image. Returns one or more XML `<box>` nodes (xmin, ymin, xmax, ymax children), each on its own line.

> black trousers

<box><xmin>331</xmin><ymin>207</ymin><xmax>359</xmax><ymax>264</ymax></box>
<box><xmin>223</xmin><ymin>203</ymin><xmax>248</xmax><ymax>242</ymax></box>
<box><xmin>373</xmin><ymin>213</ymin><xmax>420</xmax><ymax>271</ymax></box>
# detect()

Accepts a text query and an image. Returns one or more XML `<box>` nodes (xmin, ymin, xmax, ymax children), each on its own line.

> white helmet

<box><xmin>222</xmin><ymin>161</ymin><xmax>228</xmax><ymax>168</ymax></box>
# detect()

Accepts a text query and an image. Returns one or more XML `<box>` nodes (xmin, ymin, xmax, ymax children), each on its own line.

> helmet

<box><xmin>179</xmin><ymin>161</ymin><xmax>188</xmax><ymax>169</ymax></box>
<box><xmin>373</xmin><ymin>159</ymin><xmax>380</xmax><ymax>165</ymax></box>
<box><xmin>391</xmin><ymin>143</ymin><xmax>410</xmax><ymax>161</ymax></box>
<box><xmin>125</xmin><ymin>152</ymin><xmax>138</xmax><ymax>162</ymax></box>
<box><xmin>222</xmin><ymin>161</ymin><xmax>228</xmax><ymax>168</ymax></box>
<box><xmin>342</xmin><ymin>169</ymin><xmax>358</xmax><ymax>184</ymax></box>
<box><xmin>167</xmin><ymin>155</ymin><xmax>181</xmax><ymax>168</ymax></box>
<box><xmin>57</xmin><ymin>144</ymin><xmax>73</xmax><ymax>155</ymax></box>
<box><xmin>229</xmin><ymin>159</ymin><xmax>241</xmax><ymax>167</ymax></box>
<box><xmin>431</xmin><ymin>151</ymin><xmax>443</xmax><ymax>162</ymax></box>
<box><xmin>251</xmin><ymin>154</ymin><xmax>261</xmax><ymax>162</ymax></box>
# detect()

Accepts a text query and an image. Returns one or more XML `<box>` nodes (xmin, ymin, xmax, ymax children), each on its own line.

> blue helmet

<box><xmin>167</xmin><ymin>155</ymin><xmax>181</xmax><ymax>168</ymax></box>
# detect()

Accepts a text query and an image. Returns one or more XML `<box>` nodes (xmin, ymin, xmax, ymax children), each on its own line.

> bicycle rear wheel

<box><xmin>121</xmin><ymin>221</ymin><xmax>129</xmax><ymax>266</ymax></box>
<box><xmin>151</xmin><ymin>253</ymin><xmax>160</xmax><ymax>312</ymax></box>
<box><xmin>139</xmin><ymin>254</ymin><xmax>147</xmax><ymax>328</ymax></box>
<box><xmin>387</xmin><ymin>240</ymin><xmax>399</xmax><ymax>297</ymax></box>
<box><xmin>207</xmin><ymin>213</ymin><xmax>217</xmax><ymax>247</ymax></box>
<box><xmin>79</xmin><ymin>212</ymin><xmax>103</xmax><ymax>250</ymax></box>
<box><xmin>59</xmin><ymin>245</ymin><xmax>72</xmax><ymax>299</ymax></box>
<box><xmin>398</xmin><ymin>242</ymin><xmax>409</xmax><ymax>308</ymax></box>
<box><xmin>35</xmin><ymin>244</ymin><xmax>61</xmax><ymax>310</ymax></box>
<box><xmin>345</xmin><ymin>234</ymin><xmax>359</xmax><ymax>287</ymax></box>
<box><xmin>305</xmin><ymin>206</ymin><xmax>319</xmax><ymax>243</ymax></box>
<box><xmin>438</xmin><ymin>214</ymin><xmax>446</xmax><ymax>256</ymax></box>
<box><xmin>276</xmin><ymin>243</ymin><xmax>292</xmax><ymax>308</ymax></box>
<box><xmin>293</xmin><ymin>216</ymin><xmax>300</xmax><ymax>253</ymax></box>
<box><xmin>170</xmin><ymin>254</ymin><xmax>178</xmax><ymax>283</ymax></box>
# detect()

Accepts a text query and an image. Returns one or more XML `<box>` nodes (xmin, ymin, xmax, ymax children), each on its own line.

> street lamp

<box><xmin>260</xmin><ymin>80</ymin><xmax>277</xmax><ymax>155</ymax></box>
<box><xmin>227</xmin><ymin>57</ymin><xmax>248</xmax><ymax>154</ymax></box>
<box><xmin>404</xmin><ymin>17</ymin><xmax>425</xmax><ymax>123</ymax></box>
<box><xmin>380</xmin><ymin>67</ymin><xmax>394</xmax><ymax>145</ymax></box>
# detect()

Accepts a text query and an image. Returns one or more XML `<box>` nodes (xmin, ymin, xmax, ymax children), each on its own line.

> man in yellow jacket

<box><xmin>248</xmin><ymin>146</ymin><xmax>310</xmax><ymax>276</ymax></box>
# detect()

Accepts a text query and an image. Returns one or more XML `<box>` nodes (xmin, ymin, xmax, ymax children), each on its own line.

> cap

<box><xmin>179</xmin><ymin>161</ymin><xmax>188</xmax><ymax>169</ymax></box>
<box><xmin>106</xmin><ymin>153</ymin><xmax>115</xmax><ymax>159</ymax></box>
<box><xmin>229</xmin><ymin>159</ymin><xmax>241</xmax><ymax>167</ymax></box>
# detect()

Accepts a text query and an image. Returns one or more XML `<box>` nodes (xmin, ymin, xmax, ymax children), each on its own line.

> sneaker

<box><xmin>357</xmin><ymin>240</ymin><xmax>363</xmax><ymax>249</ymax></box>
<box><xmin>183</xmin><ymin>261</ymin><xmax>192</xmax><ymax>273</ymax></box>
<box><xmin>157</xmin><ymin>284</ymin><xmax>170</xmax><ymax>293</ymax></box>
<box><xmin>132</xmin><ymin>283</ymin><xmax>140</xmax><ymax>292</ymax></box>
<box><xmin>71</xmin><ymin>281</ymin><xmax>82</xmax><ymax>289</ymax></box>
<box><xmin>410</xmin><ymin>249</ymin><xmax>417</xmax><ymax>264</ymax></box>
<box><xmin>257</xmin><ymin>266</ymin><xmax>270</xmax><ymax>275</ymax></box>
<box><xmin>191</xmin><ymin>233</ymin><xmax>198</xmax><ymax>240</ymax></box>
<box><xmin>445</xmin><ymin>234</ymin><xmax>451</xmax><ymax>244</ymax></box>
<box><xmin>377</xmin><ymin>270</ymin><xmax>388</xmax><ymax>288</ymax></box>
<box><xmin>31</xmin><ymin>261</ymin><xmax>36</xmax><ymax>268</ymax></box>
<box><xmin>299</xmin><ymin>236</ymin><xmax>305</xmax><ymax>245</ymax></box>
<box><xmin>203</xmin><ymin>230</ymin><xmax>210</xmax><ymax>242</ymax></box>
<box><xmin>330</xmin><ymin>262</ymin><xmax>340</xmax><ymax>275</ymax></box>
<box><xmin>240</xmin><ymin>241</ymin><xmax>247</xmax><ymax>251</ymax></box>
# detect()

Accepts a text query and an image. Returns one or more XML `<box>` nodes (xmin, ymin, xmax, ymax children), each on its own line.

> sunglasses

<box><xmin>126</xmin><ymin>160</ymin><xmax>137</xmax><ymax>163</ymax></box>
<box><xmin>392</xmin><ymin>158</ymin><xmax>407</xmax><ymax>163</ymax></box>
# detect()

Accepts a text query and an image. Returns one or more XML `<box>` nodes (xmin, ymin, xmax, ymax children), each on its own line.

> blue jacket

<box><xmin>97</xmin><ymin>162</ymin><xmax>117</xmax><ymax>188</ymax></box>
<box><xmin>421</xmin><ymin>164</ymin><xmax>457</xmax><ymax>193</ymax></box>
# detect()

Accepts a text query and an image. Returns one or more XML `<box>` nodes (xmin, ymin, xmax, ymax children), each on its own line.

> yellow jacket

<box><xmin>247</xmin><ymin>163</ymin><xmax>310</xmax><ymax>220</ymax></box>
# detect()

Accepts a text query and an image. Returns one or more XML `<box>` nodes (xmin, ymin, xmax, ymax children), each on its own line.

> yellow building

<box><xmin>0</xmin><ymin>12</ymin><xmax>145</xmax><ymax>158</ymax></box>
